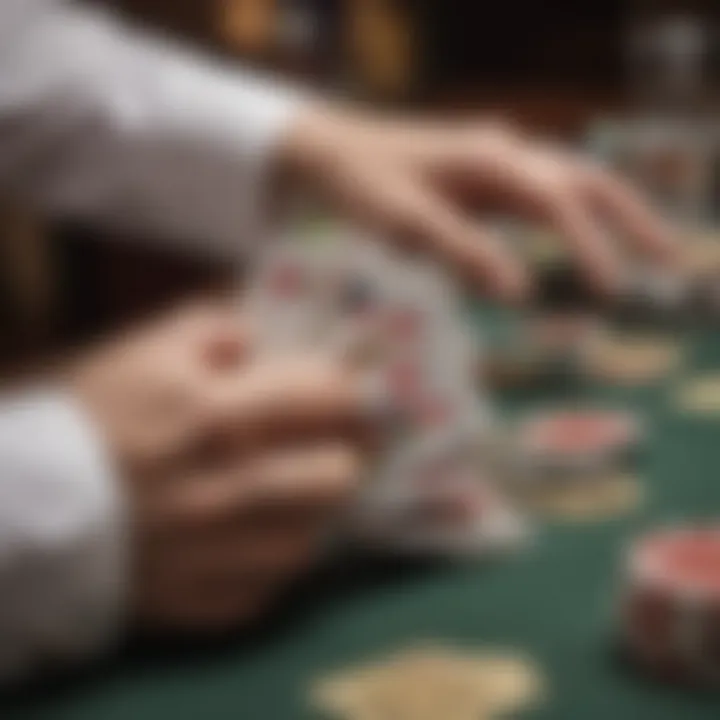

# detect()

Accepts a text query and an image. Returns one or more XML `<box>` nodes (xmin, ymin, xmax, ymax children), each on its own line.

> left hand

<box><xmin>279</xmin><ymin>107</ymin><xmax>677</xmax><ymax>301</ymax></box>
<box><xmin>70</xmin><ymin>302</ymin><xmax>374</xmax><ymax>633</ymax></box>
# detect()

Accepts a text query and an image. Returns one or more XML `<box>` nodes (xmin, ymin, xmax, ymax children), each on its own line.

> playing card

<box><xmin>244</xmin><ymin>216</ymin><xmax>520</xmax><ymax>558</ymax></box>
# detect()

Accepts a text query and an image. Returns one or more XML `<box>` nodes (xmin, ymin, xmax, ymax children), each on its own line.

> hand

<box><xmin>281</xmin><ymin>107</ymin><xmax>677</xmax><ymax>300</ymax></box>
<box><xmin>70</xmin><ymin>303</ymin><xmax>374</xmax><ymax>632</ymax></box>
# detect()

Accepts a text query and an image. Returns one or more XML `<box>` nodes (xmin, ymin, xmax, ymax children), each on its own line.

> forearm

<box><xmin>0</xmin><ymin>0</ymin><xmax>302</xmax><ymax>257</ymax></box>
<box><xmin>0</xmin><ymin>388</ymin><xmax>124</xmax><ymax>680</ymax></box>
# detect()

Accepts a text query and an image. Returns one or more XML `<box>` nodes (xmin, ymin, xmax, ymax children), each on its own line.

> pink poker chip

<box><xmin>519</xmin><ymin>409</ymin><xmax>640</xmax><ymax>460</ymax></box>
<box><xmin>622</xmin><ymin>527</ymin><xmax>720</xmax><ymax>684</ymax></box>
<box><xmin>630</xmin><ymin>527</ymin><xmax>720</xmax><ymax>599</ymax></box>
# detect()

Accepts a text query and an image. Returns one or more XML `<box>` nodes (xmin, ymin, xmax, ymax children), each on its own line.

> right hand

<box><xmin>282</xmin><ymin>107</ymin><xmax>678</xmax><ymax>300</ymax></box>
<box><xmin>70</xmin><ymin>303</ymin><xmax>376</xmax><ymax>632</ymax></box>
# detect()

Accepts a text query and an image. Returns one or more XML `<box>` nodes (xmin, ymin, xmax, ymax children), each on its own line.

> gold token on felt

<box><xmin>521</xmin><ymin>473</ymin><xmax>643</xmax><ymax>522</ymax></box>
<box><xmin>675</xmin><ymin>374</ymin><xmax>720</xmax><ymax>415</ymax></box>
<box><xmin>585</xmin><ymin>334</ymin><xmax>682</xmax><ymax>385</ymax></box>
<box><xmin>310</xmin><ymin>644</ymin><xmax>545</xmax><ymax>720</ymax></box>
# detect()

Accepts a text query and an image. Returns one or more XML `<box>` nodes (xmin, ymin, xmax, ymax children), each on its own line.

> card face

<box><xmin>245</xmin><ymin>219</ymin><xmax>519</xmax><ymax>557</ymax></box>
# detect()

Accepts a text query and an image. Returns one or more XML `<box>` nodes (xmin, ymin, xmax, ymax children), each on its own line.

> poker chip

<box><xmin>311</xmin><ymin>645</ymin><xmax>545</xmax><ymax>720</ymax></box>
<box><xmin>621</xmin><ymin>527</ymin><xmax>720</xmax><ymax>684</ymax></box>
<box><xmin>514</xmin><ymin>408</ymin><xmax>642</xmax><ymax>478</ymax></box>
<box><xmin>517</xmin><ymin>472</ymin><xmax>643</xmax><ymax>522</ymax></box>
<box><xmin>675</xmin><ymin>374</ymin><xmax>720</xmax><ymax>415</ymax></box>
<box><xmin>584</xmin><ymin>333</ymin><xmax>683</xmax><ymax>386</ymax></box>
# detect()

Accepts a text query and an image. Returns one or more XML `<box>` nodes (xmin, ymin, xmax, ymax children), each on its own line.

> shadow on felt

<box><xmin>0</xmin><ymin>550</ymin><xmax>448</xmax><ymax>713</ymax></box>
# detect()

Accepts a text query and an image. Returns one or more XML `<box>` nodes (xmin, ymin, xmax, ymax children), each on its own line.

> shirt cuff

<box><xmin>15</xmin><ymin>3</ymin><xmax>306</xmax><ymax>259</ymax></box>
<box><xmin>113</xmin><ymin>46</ymin><xmax>305</xmax><ymax>258</ymax></box>
<box><xmin>0</xmin><ymin>390</ymin><xmax>125</xmax><ymax>680</ymax></box>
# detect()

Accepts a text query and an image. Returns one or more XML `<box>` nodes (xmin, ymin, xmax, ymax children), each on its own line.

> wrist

<box><xmin>276</xmin><ymin>103</ymin><xmax>374</xmax><ymax>183</ymax></box>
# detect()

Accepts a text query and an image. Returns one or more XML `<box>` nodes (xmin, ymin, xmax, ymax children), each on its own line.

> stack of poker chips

<box><xmin>619</xmin><ymin>526</ymin><xmax>720</xmax><ymax>685</ymax></box>
<box><xmin>506</xmin><ymin>408</ymin><xmax>644</xmax><ymax>485</ymax></box>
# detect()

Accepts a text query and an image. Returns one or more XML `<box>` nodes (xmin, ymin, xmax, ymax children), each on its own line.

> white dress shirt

<box><xmin>0</xmin><ymin>0</ymin><xmax>301</xmax><ymax>679</ymax></box>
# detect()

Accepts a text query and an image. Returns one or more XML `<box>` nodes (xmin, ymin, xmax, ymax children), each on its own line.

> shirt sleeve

<box><xmin>0</xmin><ymin>0</ymin><xmax>304</xmax><ymax>258</ymax></box>
<box><xmin>0</xmin><ymin>388</ymin><xmax>124</xmax><ymax>681</ymax></box>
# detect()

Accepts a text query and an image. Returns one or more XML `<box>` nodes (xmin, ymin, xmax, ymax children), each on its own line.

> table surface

<box><xmin>8</xmin><ymin>301</ymin><xmax>720</xmax><ymax>720</ymax></box>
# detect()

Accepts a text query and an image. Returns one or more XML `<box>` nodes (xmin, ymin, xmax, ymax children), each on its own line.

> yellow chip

<box><xmin>675</xmin><ymin>374</ymin><xmax>720</xmax><ymax>415</ymax></box>
<box><xmin>585</xmin><ymin>333</ymin><xmax>683</xmax><ymax>386</ymax></box>
<box><xmin>519</xmin><ymin>473</ymin><xmax>643</xmax><ymax>522</ymax></box>
<box><xmin>310</xmin><ymin>645</ymin><xmax>545</xmax><ymax>720</ymax></box>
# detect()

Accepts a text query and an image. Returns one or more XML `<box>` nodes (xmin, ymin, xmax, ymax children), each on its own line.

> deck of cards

<box><xmin>245</xmin><ymin>219</ymin><xmax>527</xmax><ymax>557</ymax></box>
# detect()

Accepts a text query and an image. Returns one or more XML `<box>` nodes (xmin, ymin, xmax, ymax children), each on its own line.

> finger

<box><xmin>175</xmin><ymin>523</ymin><xmax>321</xmax><ymax>581</ymax></box>
<box><xmin>247</xmin><ymin>443</ymin><xmax>362</xmax><ymax>510</ymax></box>
<box><xmin>160</xmin><ymin>300</ymin><xmax>252</xmax><ymax>345</ymax></box>
<box><xmin>385</xmin><ymin>180</ymin><xmax>528</xmax><ymax>301</ymax></box>
<box><xmin>210</xmin><ymin>356</ymin><xmax>388</xmax><ymax>445</ymax></box>
<box><xmin>172</xmin><ymin>443</ymin><xmax>363</xmax><ymax>526</ymax></box>
<box><xmin>583</xmin><ymin>166</ymin><xmax>680</xmax><ymax>265</ymax></box>
<box><xmin>541</xmin><ymin>188</ymin><xmax>623</xmax><ymax>295</ymax></box>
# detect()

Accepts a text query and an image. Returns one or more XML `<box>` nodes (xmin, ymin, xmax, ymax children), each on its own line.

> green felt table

<box><xmin>8</xmin><ymin>311</ymin><xmax>720</xmax><ymax>720</ymax></box>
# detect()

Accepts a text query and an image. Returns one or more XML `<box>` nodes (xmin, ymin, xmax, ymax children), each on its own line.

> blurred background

<box><xmin>1</xmin><ymin>0</ymin><xmax>718</xmax><ymax>373</ymax></box>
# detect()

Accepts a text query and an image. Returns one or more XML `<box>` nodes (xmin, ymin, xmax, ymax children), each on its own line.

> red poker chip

<box><xmin>518</xmin><ymin>408</ymin><xmax>640</xmax><ymax>462</ymax></box>
<box><xmin>622</xmin><ymin>527</ymin><xmax>720</xmax><ymax>684</ymax></box>
<box><xmin>631</xmin><ymin>528</ymin><xmax>720</xmax><ymax>600</ymax></box>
